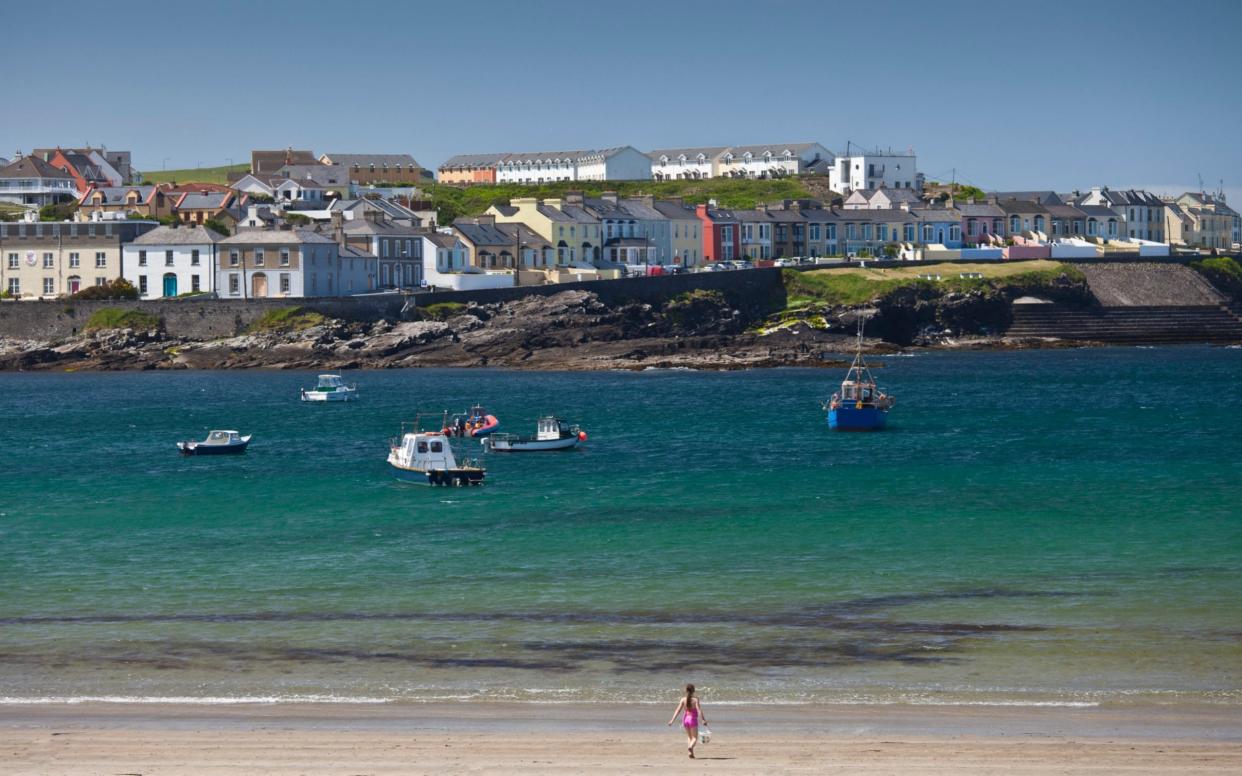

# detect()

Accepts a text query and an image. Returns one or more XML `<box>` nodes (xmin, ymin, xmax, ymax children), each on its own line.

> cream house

<box><xmin>0</xmin><ymin>219</ymin><xmax>158</xmax><ymax>298</ymax></box>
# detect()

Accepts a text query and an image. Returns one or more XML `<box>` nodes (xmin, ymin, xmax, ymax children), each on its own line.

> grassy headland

<box><xmin>140</xmin><ymin>164</ymin><xmax>249</xmax><ymax>185</ymax></box>
<box><xmin>782</xmin><ymin>261</ymin><xmax>1083</xmax><ymax>307</ymax></box>
<box><xmin>84</xmin><ymin>308</ymin><xmax>161</xmax><ymax>332</ymax></box>
<box><xmin>425</xmin><ymin>176</ymin><xmax>829</xmax><ymax>224</ymax></box>
<box><xmin>245</xmin><ymin>307</ymin><xmax>326</xmax><ymax>333</ymax></box>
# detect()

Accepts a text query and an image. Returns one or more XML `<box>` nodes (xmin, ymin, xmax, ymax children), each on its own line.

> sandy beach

<box><xmin>2</xmin><ymin>702</ymin><xmax>1240</xmax><ymax>775</ymax></box>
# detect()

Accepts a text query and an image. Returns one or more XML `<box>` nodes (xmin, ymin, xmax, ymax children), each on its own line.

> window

<box><xmin>7</xmin><ymin>253</ymin><xmax>17</xmax><ymax>269</ymax></box>
<box><xmin>7</xmin><ymin>278</ymin><xmax>18</xmax><ymax>295</ymax></box>
<box><xmin>417</xmin><ymin>441</ymin><xmax>428</xmax><ymax>453</ymax></box>
<box><xmin>95</xmin><ymin>252</ymin><xmax>107</xmax><ymax>268</ymax></box>
<box><xmin>810</xmin><ymin>224</ymin><xmax>820</xmax><ymax>241</ymax></box>
<box><xmin>69</xmin><ymin>252</ymin><xmax>80</xmax><ymax>267</ymax></box>
<box><xmin>862</xmin><ymin>224</ymin><xmax>873</xmax><ymax>241</ymax></box>
<box><xmin>43</xmin><ymin>278</ymin><xmax>55</xmax><ymax>295</ymax></box>
<box><xmin>922</xmin><ymin>224</ymin><xmax>934</xmax><ymax>242</ymax></box>
<box><xmin>139</xmin><ymin>276</ymin><xmax>148</xmax><ymax>295</ymax></box>
<box><xmin>191</xmin><ymin>275</ymin><xmax>201</xmax><ymax>292</ymax></box>
<box><xmin>42</xmin><ymin>252</ymin><xmax>53</xmax><ymax>268</ymax></box>
<box><xmin>950</xmin><ymin>225</ymin><xmax>961</xmax><ymax>242</ymax></box>
<box><xmin>826</xmin><ymin>224</ymin><xmax>836</xmax><ymax>241</ymax></box>
<box><xmin>138</xmin><ymin>250</ymin><xmax>147</xmax><ymax>267</ymax></box>
<box><xmin>279</xmin><ymin>248</ymin><xmax>290</xmax><ymax>266</ymax></box>
<box><xmin>279</xmin><ymin>273</ymin><xmax>290</xmax><ymax>294</ymax></box>
<box><xmin>430</xmin><ymin>441</ymin><xmax>443</xmax><ymax>453</ymax></box>
<box><xmin>165</xmin><ymin>250</ymin><xmax>174</xmax><ymax>266</ymax></box>
<box><xmin>229</xmin><ymin>250</ymin><xmax>239</xmax><ymax>267</ymax></box>
<box><xmin>255</xmin><ymin>249</ymin><xmax>264</xmax><ymax>266</ymax></box>
<box><xmin>903</xmin><ymin>224</ymin><xmax>915</xmax><ymax>242</ymax></box>
<box><xmin>877</xmin><ymin>224</ymin><xmax>888</xmax><ymax>242</ymax></box>
<box><xmin>846</xmin><ymin>223</ymin><xmax>857</xmax><ymax>240</ymax></box>
<box><xmin>1010</xmin><ymin>216</ymin><xmax>1021</xmax><ymax>233</ymax></box>
<box><xmin>95</xmin><ymin>277</ymin><xmax>106</xmax><ymax>286</ymax></box>
<box><xmin>191</xmin><ymin>249</ymin><xmax>200</xmax><ymax>266</ymax></box>
<box><xmin>229</xmin><ymin>274</ymin><xmax>240</xmax><ymax>294</ymax></box>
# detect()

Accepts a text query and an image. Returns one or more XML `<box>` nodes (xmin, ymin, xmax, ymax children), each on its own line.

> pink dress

<box><xmin>682</xmin><ymin>701</ymin><xmax>699</xmax><ymax>729</ymax></box>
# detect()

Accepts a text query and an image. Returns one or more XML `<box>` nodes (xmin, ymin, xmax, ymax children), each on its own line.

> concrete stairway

<box><xmin>1007</xmin><ymin>304</ymin><xmax>1242</xmax><ymax>344</ymax></box>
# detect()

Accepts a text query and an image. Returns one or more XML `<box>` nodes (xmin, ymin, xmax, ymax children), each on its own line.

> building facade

<box><xmin>319</xmin><ymin>153</ymin><xmax>423</xmax><ymax>185</ymax></box>
<box><xmin>828</xmin><ymin>151</ymin><xmax>921</xmax><ymax>192</ymax></box>
<box><xmin>216</xmin><ymin>228</ymin><xmax>373</xmax><ymax>299</ymax></box>
<box><xmin>437</xmin><ymin>154</ymin><xmax>502</xmax><ymax>185</ymax></box>
<box><xmin>122</xmin><ymin>224</ymin><xmax>222</xmax><ymax>298</ymax></box>
<box><xmin>0</xmin><ymin>219</ymin><xmax>159</xmax><ymax>298</ymax></box>
<box><xmin>0</xmin><ymin>154</ymin><xmax>78</xmax><ymax>206</ymax></box>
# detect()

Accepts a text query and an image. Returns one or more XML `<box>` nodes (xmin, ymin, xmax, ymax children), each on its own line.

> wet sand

<box><xmin>2</xmin><ymin>702</ymin><xmax>1239</xmax><ymax>774</ymax></box>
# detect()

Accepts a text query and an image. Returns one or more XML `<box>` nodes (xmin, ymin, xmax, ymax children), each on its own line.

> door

<box><xmin>67</xmin><ymin>276</ymin><xmax>81</xmax><ymax>295</ymax></box>
<box><xmin>162</xmin><ymin>273</ymin><xmax>177</xmax><ymax>297</ymax></box>
<box><xmin>252</xmin><ymin>272</ymin><xmax>268</xmax><ymax>298</ymax></box>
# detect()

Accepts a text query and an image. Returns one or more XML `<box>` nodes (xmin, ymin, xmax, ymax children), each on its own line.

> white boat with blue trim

<box><xmin>483</xmin><ymin>416</ymin><xmax>587</xmax><ymax>452</ymax></box>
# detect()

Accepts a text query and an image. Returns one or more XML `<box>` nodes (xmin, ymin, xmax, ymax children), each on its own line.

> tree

<box><xmin>70</xmin><ymin>278</ymin><xmax>139</xmax><ymax>300</ymax></box>
<box><xmin>204</xmin><ymin>218</ymin><xmax>230</xmax><ymax>236</ymax></box>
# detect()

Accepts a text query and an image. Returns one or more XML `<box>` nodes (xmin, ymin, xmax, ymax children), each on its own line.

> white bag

<box><xmin>699</xmin><ymin>726</ymin><xmax>712</xmax><ymax>744</ymax></box>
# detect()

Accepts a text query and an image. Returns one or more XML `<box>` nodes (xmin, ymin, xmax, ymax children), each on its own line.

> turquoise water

<box><xmin>1</xmin><ymin>347</ymin><xmax>1240</xmax><ymax>707</ymax></box>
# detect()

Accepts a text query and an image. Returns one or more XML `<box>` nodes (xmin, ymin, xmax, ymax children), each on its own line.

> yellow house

<box><xmin>487</xmin><ymin>195</ymin><xmax>602</xmax><ymax>267</ymax></box>
<box><xmin>652</xmin><ymin>198</ymin><xmax>702</xmax><ymax>266</ymax></box>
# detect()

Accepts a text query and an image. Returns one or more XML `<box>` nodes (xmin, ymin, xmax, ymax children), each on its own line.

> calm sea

<box><xmin>1</xmin><ymin>347</ymin><xmax>1239</xmax><ymax>707</ymax></box>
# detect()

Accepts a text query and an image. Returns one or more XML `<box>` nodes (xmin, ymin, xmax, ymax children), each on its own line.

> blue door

<box><xmin>163</xmin><ymin>273</ymin><xmax>177</xmax><ymax>297</ymax></box>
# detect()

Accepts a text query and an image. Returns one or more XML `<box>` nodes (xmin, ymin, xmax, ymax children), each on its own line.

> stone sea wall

<box><xmin>0</xmin><ymin>268</ymin><xmax>786</xmax><ymax>341</ymax></box>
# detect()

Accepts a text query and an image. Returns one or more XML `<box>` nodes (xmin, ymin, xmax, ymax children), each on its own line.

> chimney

<box><xmin>564</xmin><ymin>191</ymin><xmax>584</xmax><ymax>205</ymax></box>
<box><xmin>601</xmin><ymin>191</ymin><xmax>618</xmax><ymax>204</ymax></box>
<box><xmin>900</xmin><ymin>201</ymin><xmax>910</xmax><ymax>212</ymax></box>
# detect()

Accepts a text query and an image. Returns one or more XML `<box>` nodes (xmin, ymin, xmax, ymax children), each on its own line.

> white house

<box><xmin>1074</xmin><ymin>188</ymin><xmax>1166</xmax><ymax>242</ymax></box>
<box><xmin>829</xmin><ymin>150</ymin><xmax>921</xmax><ymax>192</ymax></box>
<box><xmin>715</xmin><ymin>143</ymin><xmax>832</xmax><ymax>179</ymax></box>
<box><xmin>122</xmin><ymin>224</ymin><xmax>223</xmax><ymax>298</ymax></box>
<box><xmin>495</xmin><ymin>146</ymin><xmax>652</xmax><ymax>183</ymax></box>
<box><xmin>648</xmin><ymin>147</ymin><xmax>721</xmax><ymax>180</ymax></box>
<box><xmin>422</xmin><ymin>231</ymin><xmax>513</xmax><ymax>291</ymax></box>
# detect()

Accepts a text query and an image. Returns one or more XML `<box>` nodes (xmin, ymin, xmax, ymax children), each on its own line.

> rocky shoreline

<box><xmin>0</xmin><ymin>285</ymin><xmax>1163</xmax><ymax>373</ymax></box>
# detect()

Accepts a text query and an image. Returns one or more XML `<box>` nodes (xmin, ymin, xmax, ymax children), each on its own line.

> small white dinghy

<box><xmin>300</xmin><ymin>374</ymin><xmax>358</xmax><ymax>402</ymax></box>
<box><xmin>483</xmin><ymin>416</ymin><xmax>587</xmax><ymax>452</ymax></box>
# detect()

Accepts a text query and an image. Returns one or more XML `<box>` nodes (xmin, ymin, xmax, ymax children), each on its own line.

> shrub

<box><xmin>204</xmin><ymin>218</ymin><xmax>231</xmax><ymax>236</ymax></box>
<box><xmin>1191</xmin><ymin>256</ymin><xmax>1242</xmax><ymax>301</ymax></box>
<box><xmin>39</xmin><ymin>201</ymin><xmax>78</xmax><ymax>221</ymax></box>
<box><xmin>246</xmin><ymin>306</ymin><xmax>326</xmax><ymax>333</ymax></box>
<box><xmin>418</xmin><ymin>301</ymin><xmax>467</xmax><ymax>320</ymax></box>
<box><xmin>71</xmin><ymin>279</ymin><xmax>139</xmax><ymax>300</ymax></box>
<box><xmin>84</xmin><ymin>308</ymin><xmax>161</xmax><ymax>332</ymax></box>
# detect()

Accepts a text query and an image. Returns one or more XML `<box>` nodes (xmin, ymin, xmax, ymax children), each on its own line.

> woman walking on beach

<box><xmin>667</xmin><ymin>683</ymin><xmax>708</xmax><ymax>758</ymax></box>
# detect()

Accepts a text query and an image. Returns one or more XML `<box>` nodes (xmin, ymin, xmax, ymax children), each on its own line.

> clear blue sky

<box><xmin>6</xmin><ymin>0</ymin><xmax>1239</xmax><ymax>199</ymax></box>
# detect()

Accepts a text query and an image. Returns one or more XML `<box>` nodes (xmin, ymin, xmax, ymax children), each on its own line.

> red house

<box><xmin>42</xmin><ymin>148</ymin><xmax>121</xmax><ymax>194</ymax></box>
<box><xmin>695</xmin><ymin>203</ymin><xmax>740</xmax><ymax>263</ymax></box>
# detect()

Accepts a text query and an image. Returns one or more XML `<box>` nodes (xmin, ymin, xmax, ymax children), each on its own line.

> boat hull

<box><xmin>486</xmin><ymin>436</ymin><xmax>580</xmax><ymax>452</ymax></box>
<box><xmin>391</xmin><ymin>464</ymin><xmax>485</xmax><ymax>486</ymax></box>
<box><xmin>178</xmin><ymin>441</ymin><xmax>250</xmax><ymax>455</ymax></box>
<box><xmin>828</xmin><ymin>406</ymin><xmax>888</xmax><ymax>431</ymax></box>
<box><xmin>301</xmin><ymin>390</ymin><xmax>357</xmax><ymax>402</ymax></box>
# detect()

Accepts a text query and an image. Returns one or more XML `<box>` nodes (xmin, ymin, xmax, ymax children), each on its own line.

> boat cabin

<box><xmin>316</xmin><ymin>374</ymin><xmax>345</xmax><ymax>390</ymax></box>
<box><xmin>536</xmin><ymin>416</ymin><xmax>572</xmax><ymax>441</ymax></box>
<box><xmin>395</xmin><ymin>431</ymin><xmax>458</xmax><ymax>471</ymax></box>
<box><xmin>204</xmin><ymin>430</ymin><xmax>243</xmax><ymax>445</ymax></box>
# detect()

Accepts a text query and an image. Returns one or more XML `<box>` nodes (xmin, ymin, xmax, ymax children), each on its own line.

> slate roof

<box><xmin>439</xmin><ymin>153</ymin><xmax>506</xmax><ymax>169</ymax></box>
<box><xmin>647</xmin><ymin>146</ymin><xmax>727</xmax><ymax>161</ymax></box>
<box><xmin>1045</xmin><ymin>204</ymin><xmax>1089</xmax><ymax>218</ymax></box>
<box><xmin>130</xmin><ymin>224</ymin><xmax>225</xmax><ymax>245</ymax></box>
<box><xmin>996</xmin><ymin>198</ymin><xmax>1051</xmax><ymax>215</ymax></box>
<box><xmin>452</xmin><ymin>220</ymin><xmax>520</xmax><ymax>247</ymax></box>
<box><xmin>0</xmin><ymin>155</ymin><xmax>73</xmax><ymax>179</ymax></box>
<box><xmin>1075</xmin><ymin>205</ymin><xmax>1121</xmax><ymax>218</ymax></box>
<box><xmin>80</xmin><ymin>185</ymin><xmax>156</xmax><ymax>204</ymax></box>
<box><xmin>322</xmin><ymin>153</ymin><xmax>421</xmax><ymax>169</ymax></box>
<box><xmin>330</xmin><ymin>197</ymin><xmax>420</xmax><ymax>222</ymax></box>
<box><xmin>957</xmin><ymin>203</ymin><xmax>1006</xmax><ymax>217</ymax></box>
<box><xmin>724</xmin><ymin>142</ymin><xmax>822</xmax><ymax>157</ymax></box>
<box><xmin>650</xmin><ymin>199</ymin><xmax>698</xmax><ymax>220</ymax></box>
<box><xmin>251</xmin><ymin>149</ymin><xmax>317</xmax><ymax>174</ymax></box>
<box><xmin>340</xmin><ymin>217</ymin><xmax>424</xmax><ymax>236</ymax></box>
<box><xmin>219</xmin><ymin>228</ymin><xmax>337</xmax><ymax>245</ymax></box>
<box><xmin>423</xmin><ymin>232</ymin><xmax>461</xmax><ymax>249</ymax></box>
<box><xmin>988</xmin><ymin>190</ymin><xmax>1063</xmax><ymax>205</ymax></box>
<box><xmin>177</xmin><ymin>191</ymin><xmax>234</xmax><ymax>210</ymax></box>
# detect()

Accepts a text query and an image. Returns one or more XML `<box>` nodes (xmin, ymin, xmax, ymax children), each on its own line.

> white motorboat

<box><xmin>483</xmin><ymin>416</ymin><xmax>587</xmax><ymax>452</ymax></box>
<box><xmin>300</xmin><ymin>374</ymin><xmax>358</xmax><ymax>402</ymax></box>
<box><xmin>178</xmin><ymin>430</ymin><xmax>251</xmax><ymax>456</ymax></box>
<box><xmin>388</xmin><ymin>415</ymin><xmax>485</xmax><ymax>486</ymax></box>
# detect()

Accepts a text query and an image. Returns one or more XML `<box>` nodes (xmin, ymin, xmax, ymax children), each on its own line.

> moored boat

<box><xmin>484</xmin><ymin>416</ymin><xmax>587</xmax><ymax>452</ymax></box>
<box><xmin>446</xmin><ymin>404</ymin><xmax>500</xmax><ymax>437</ymax></box>
<box><xmin>823</xmin><ymin>320</ymin><xmax>894</xmax><ymax>431</ymax></box>
<box><xmin>388</xmin><ymin>414</ymin><xmax>485</xmax><ymax>486</ymax></box>
<box><xmin>300</xmin><ymin>374</ymin><xmax>358</xmax><ymax>402</ymax></box>
<box><xmin>178</xmin><ymin>429</ymin><xmax>251</xmax><ymax>455</ymax></box>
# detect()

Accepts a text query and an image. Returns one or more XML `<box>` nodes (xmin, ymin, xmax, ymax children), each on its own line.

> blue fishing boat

<box><xmin>823</xmin><ymin>320</ymin><xmax>894</xmax><ymax>431</ymax></box>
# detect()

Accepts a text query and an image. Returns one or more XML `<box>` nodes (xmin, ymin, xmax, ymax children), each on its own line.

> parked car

<box><xmin>733</xmin><ymin>260</ymin><xmax>754</xmax><ymax>270</ymax></box>
<box><xmin>774</xmin><ymin>258</ymin><xmax>798</xmax><ymax>267</ymax></box>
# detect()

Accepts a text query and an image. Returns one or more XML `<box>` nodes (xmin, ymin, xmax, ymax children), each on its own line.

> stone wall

<box><xmin>0</xmin><ymin>268</ymin><xmax>786</xmax><ymax>341</ymax></box>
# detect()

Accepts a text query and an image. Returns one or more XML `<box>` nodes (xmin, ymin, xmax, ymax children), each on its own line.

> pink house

<box><xmin>1003</xmin><ymin>234</ymin><xmax>1051</xmax><ymax>260</ymax></box>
